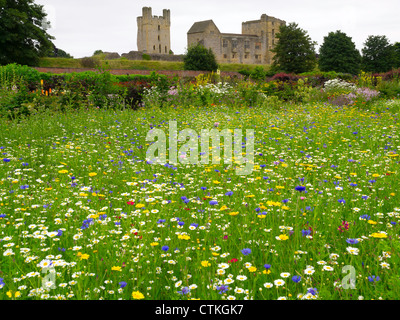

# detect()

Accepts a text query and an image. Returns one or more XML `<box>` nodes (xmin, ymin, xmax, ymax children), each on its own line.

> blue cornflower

<box><xmin>307</xmin><ymin>288</ymin><xmax>318</xmax><ymax>295</ymax></box>
<box><xmin>161</xmin><ymin>246</ymin><xmax>169</xmax><ymax>252</ymax></box>
<box><xmin>119</xmin><ymin>281</ymin><xmax>127</xmax><ymax>288</ymax></box>
<box><xmin>225</xmin><ymin>191</ymin><xmax>233</xmax><ymax>196</ymax></box>
<box><xmin>2</xmin><ymin>158</ymin><xmax>10</xmax><ymax>162</ymax></box>
<box><xmin>201</xmin><ymin>187</ymin><xmax>207</xmax><ymax>190</ymax></box>
<box><xmin>295</xmin><ymin>186</ymin><xmax>306</xmax><ymax>192</ymax></box>
<box><xmin>301</xmin><ymin>229</ymin><xmax>311</xmax><ymax>236</ymax></box>
<box><xmin>241</xmin><ymin>248</ymin><xmax>251</xmax><ymax>256</ymax></box>
<box><xmin>216</xmin><ymin>285</ymin><xmax>229</xmax><ymax>294</ymax></box>
<box><xmin>157</xmin><ymin>219</ymin><xmax>166</xmax><ymax>224</ymax></box>
<box><xmin>338</xmin><ymin>198</ymin><xmax>346</xmax><ymax>204</ymax></box>
<box><xmin>0</xmin><ymin>214</ymin><xmax>6</xmax><ymax>218</ymax></box>
<box><xmin>178</xmin><ymin>287</ymin><xmax>190</xmax><ymax>295</ymax></box>
<box><xmin>190</xmin><ymin>223</ymin><xmax>199</xmax><ymax>228</ymax></box>
<box><xmin>209</xmin><ymin>200</ymin><xmax>218</xmax><ymax>205</ymax></box>
<box><xmin>56</xmin><ymin>230</ymin><xmax>63</xmax><ymax>237</ymax></box>
<box><xmin>264</xmin><ymin>264</ymin><xmax>271</xmax><ymax>269</ymax></box>
<box><xmin>292</xmin><ymin>275</ymin><xmax>301</xmax><ymax>283</ymax></box>
<box><xmin>178</xmin><ymin>221</ymin><xmax>185</xmax><ymax>226</ymax></box>
<box><xmin>346</xmin><ymin>238</ymin><xmax>359</xmax><ymax>244</ymax></box>
<box><xmin>0</xmin><ymin>278</ymin><xmax>5</xmax><ymax>288</ymax></box>
<box><xmin>368</xmin><ymin>275</ymin><xmax>380</xmax><ymax>283</ymax></box>
<box><xmin>360</xmin><ymin>214</ymin><xmax>370</xmax><ymax>220</ymax></box>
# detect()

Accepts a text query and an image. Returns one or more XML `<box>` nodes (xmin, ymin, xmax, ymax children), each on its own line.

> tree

<box><xmin>47</xmin><ymin>47</ymin><xmax>73</xmax><ymax>58</ymax></box>
<box><xmin>393</xmin><ymin>42</ymin><xmax>400</xmax><ymax>69</ymax></box>
<box><xmin>319</xmin><ymin>30</ymin><xmax>361</xmax><ymax>75</ymax></box>
<box><xmin>0</xmin><ymin>0</ymin><xmax>54</xmax><ymax>66</ymax></box>
<box><xmin>183</xmin><ymin>44</ymin><xmax>218</xmax><ymax>72</ymax></box>
<box><xmin>362</xmin><ymin>35</ymin><xmax>396</xmax><ymax>73</ymax></box>
<box><xmin>271</xmin><ymin>22</ymin><xmax>317</xmax><ymax>74</ymax></box>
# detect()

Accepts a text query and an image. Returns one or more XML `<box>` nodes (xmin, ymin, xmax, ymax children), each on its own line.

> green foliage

<box><xmin>183</xmin><ymin>44</ymin><xmax>218</xmax><ymax>72</ymax></box>
<box><xmin>271</xmin><ymin>22</ymin><xmax>317</xmax><ymax>74</ymax></box>
<box><xmin>47</xmin><ymin>48</ymin><xmax>73</xmax><ymax>59</ymax></box>
<box><xmin>80</xmin><ymin>56</ymin><xmax>102</xmax><ymax>69</ymax></box>
<box><xmin>362</xmin><ymin>35</ymin><xmax>396</xmax><ymax>73</ymax></box>
<box><xmin>0</xmin><ymin>0</ymin><xmax>54</xmax><ymax>66</ymax></box>
<box><xmin>319</xmin><ymin>30</ymin><xmax>361</xmax><ymax>75</ymax></box>
<box><xmin>142</xmin><ymin>54</ymin><xmax>151</xmax><ymax>61</ymax></box>
<box><xmin>93</xmin><ymin>50</ymin><xmax>103</xmax><ymax>56</ymax></box>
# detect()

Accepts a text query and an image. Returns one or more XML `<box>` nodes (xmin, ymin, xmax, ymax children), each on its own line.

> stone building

<box><xmin>137</xmin><ymin>7</ymin><xmax>171</xmax><ymax>54</ymax></box>
<box><xmin>187</xmin><ymin>14</ymin><xmax>286</xmax><ymax>65</ymax></box>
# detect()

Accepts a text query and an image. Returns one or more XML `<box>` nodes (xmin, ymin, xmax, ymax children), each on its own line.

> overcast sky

<box><xmin>35</xmin><ymin>0</ymin><xmax>400</xmax><ymax>58</ymax></box>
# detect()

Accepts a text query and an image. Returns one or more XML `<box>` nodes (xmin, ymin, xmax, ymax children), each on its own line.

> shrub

<box><xmin>80</xmin><ymin>57</ymin><xmax>101</xmax><ymax>69</ymax></box>
<box><xmin>183</xmin><ymin>44</ymin><xmax>218</xmax><ymax>72</ymax></box>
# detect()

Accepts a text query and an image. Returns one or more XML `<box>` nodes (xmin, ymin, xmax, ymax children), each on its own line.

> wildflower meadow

<box><xmin>1</xmin><ymin>64</ymin><xmax>400</xmax><ymax>301</ymax></box>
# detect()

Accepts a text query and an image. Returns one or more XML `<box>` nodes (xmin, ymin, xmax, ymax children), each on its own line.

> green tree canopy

<box><xmin>0</xmin><ymin>0</ymin><xmax>54</xmax><ymax>66</ymax></box>
<box><xmin>393</xmin><ymin>42</ymin><xmax>400</xmax><ymax>69</ymax></box>
<box><xmin>318</xmin><ymin>30</ymin><xmax>361</xmax><ymax>75</ymax></box>
<box><xmin>362</xmin><ymin>35</ymin><xmax>396</xmax><ymax>73</ymax></box>
<box><xmin>271</xmin><ymin>22</ymin><xmax>317</xmax><ymax>74</ymax></box>
<box><xmin>183</xmin><ymin>44</ymin><xmax>218</xmax><ymax>72</ymax></box>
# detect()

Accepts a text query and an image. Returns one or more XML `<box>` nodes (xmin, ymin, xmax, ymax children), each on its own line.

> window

<box><xmin>159</xmin><ymin>44</ymin><xmax>161</xmax><ymax>53</ymax></box>
<box><xmin>158</xmin><ymin>35</ymin><xmax>160</xmax><ymax>41</ymax></box>
<box><xmin>153</xmin><ymin>45</ymin><xmax>156</xmax><ymax>51</ymax></box>
<box><xmin>223</xmin><ymin>39</ymin><xmax>228</xmax><ymax>48</ymax></box>
<box><xmin>232</xmin><ymin>39</ymin><xmax>237</xmax><ymax>49</ymax></box>
<box><xmin>244</xmin><ymin>54</ymin><xmax>249</xmax><ymax>59</ymax></box>
<box><xmin>165</xmin><ymin>46</ymin><xmax>167</xmax><ymax>53</ymax></box>
<box><xmin>232</xmin><ymin>53</ymin><xmax>236</xmax><ymax>58</ymax></box>
<box><xmin>223</xmin><ymin>54</ymin><xmax>227</xmax><ymax>59</ymax></box>
<box><xmin>244</xmin><ymin>40</ymin><xmax>250</xmax><ymax>49</ymax></box>
<box><xmin>255</xmin><ymin>54</ymin><xmax>260</xmax><ymax>60</ymax></box>
<box><xmin>255</xmin><ymin>42</ymin><xmax>261</xmax><ymax>50</ymax></box>
<box><xmin>272</xmin><ymin>29</ymin><xmax>275</xmax><ymax>38</ymax></box>
<box><xmin>158</xmin><ymin>25</ymin><xmax>161</xmax><ymax>31</ymax></box>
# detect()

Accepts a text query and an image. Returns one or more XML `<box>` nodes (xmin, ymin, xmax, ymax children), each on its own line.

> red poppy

<box><xmin>228</xmin><ymin>258</ymin><xmax>238</xmax><ymax>263</ymax></box>
<box><xmin>127</xmin><ymin>201</ymin><xmax>135</xmax><ymax>205</ymax></box>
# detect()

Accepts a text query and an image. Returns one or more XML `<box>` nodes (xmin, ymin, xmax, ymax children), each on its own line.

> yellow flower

<box><xmin>370</xmin><ymin>232</ymin><xmax>387</xmax><ymax>239</ymax></box>
<box><xmin>6</xmin><ymin>291</ymin><xmax>12</xmax><ymax>298</ymax></box>
<box><xmin>150</xmin><ymin>242</ymin><xmax>159</xmax><ymax>246</ymax></box>
<box><xmin>135</xmin><ymin>203</ymin><xmax>145</xmax><ymax>208</ymax></box>
<box><xmin>132</xmin><ymin>291</ymin><xmax>145</xmax><ymax>299</ymax></box>
<box><xmin>390</xmin><ymin>193</ymin><xmax>395</xmax><ymax>196</ymax></box>
<box><xmin>178</xmin><ymin>234</ymin><xmax>190</xmax><ymax>240</ymax></box>
<box><xmin>89</xmin><ymin>172</ymin><xmax>97</xmax><ymax>177</ymax></box>
<box><xmin>278</xmin><ymin>234</ymin><xmax>289</xmax><ymax>241</ymax></box>
<box><xmin>227</xmin><ymin>212</ymin><xmax>239</xmax><ymax>216</ymax></box>
<box><xmin>77</xmin><ymin>252</ymin><xmax>90</xmax><ymax>260</ymax></box>
<box><xmin>58</xmin><ymin>170</ymin><xmax>68</xmax><ymax>174</ymax></box>
<box><xmin>263</xmin><ymin>269</ymin><xmax>271</xmax><ymax>274</ymax></box>
<box><xmin>367</xmin><ymin>220</ymin><xmax>377</xmax><ymax>225</ymax></box>
<box><xmin>213</xmin><ymin>180</ymin><xmax>220</xmax><ymax>184</ymax></box>
<box><xmin>111</xmin><ymin>266</ymin><xmax>122</xmax><ymax>271</ymax></box>
<box><xmin>201</xmin><ymin>260</ymin><xmax>211</xmax><ymax>267</ymax></box>
<box><xmin>220</xmin><ymin>205</ymin><xmax>228</xmax><ymax>211</ymax></box>
<box><xmin>372</xmin><ymin>174</ymin><xmax>380</xmax><ymax>178</ymax></box>
<box><xmin>248</xmin><ymin>266</ymin><xmax>257</xmax><ymax>272</ymax></box>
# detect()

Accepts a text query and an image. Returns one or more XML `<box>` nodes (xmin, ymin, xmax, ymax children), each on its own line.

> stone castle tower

<box><xmin>137</xmin><ymin>7</ymin><xmax>171</xmax><ymax>54</ymax></box>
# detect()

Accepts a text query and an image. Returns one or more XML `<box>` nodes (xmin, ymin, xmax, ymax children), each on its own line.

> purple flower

<box><xmin>209</xmin><ymin>200</ymin><xmax>218</xmax><ymax>205</ymax></box>
<box><xmin>368</xmin><ymin>275</ymin><xmax>380</xmax><ymax>283</ymax></box>
<box><xmin>119</xmin><ymin>281</ymin><xmax>127</xmax><ymax>288</ymax></box>
<box><xmin>264</xmin><ymin>264</ymin><xmax>271</xmax><ymax>269</ymax></box>
<box><xmin>161</xmin><ymin>246</ymin><xmax>169</xmax><ymax>252</ymax></box>
<box><xmin>241</xmin><ymin>248</ymin><xmax>251</xmax><ymax>256</ymax></box>
<box><xmin>292</xmin><ymin>275</ymin><xmax>301</xmax><ymax>283</ymax></box>
<box><xmin>225</xmin><ymin>191</ymin><xmax>233</xmax><ymax>196</ymax></box>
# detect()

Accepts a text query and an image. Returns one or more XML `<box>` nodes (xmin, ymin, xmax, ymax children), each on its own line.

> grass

<box><xmin>1</xmin><ymin>92</ymin><xmax>400</xmax><ymax>300</ymax></box>
<box><xmin>37</xmin><ymin>57</ymin><xmax>270</xmax><ymax>73</ymax></box>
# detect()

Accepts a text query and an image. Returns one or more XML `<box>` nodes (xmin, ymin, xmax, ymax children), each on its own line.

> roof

<box><xmin>187</xmin><ymin>20</ymin><xmax>220</xmax><ymax>34</ymax></box>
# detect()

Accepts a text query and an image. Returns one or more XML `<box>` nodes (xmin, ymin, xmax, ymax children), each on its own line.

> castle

<box><xmin>137</xmin><ymin>7</ymin><xmax>171</xmax><ymax>54</ymax></box>
<box><xmin>136</xmin><ymin>7</ymin><xmax>286</xmax><ymax>65</ymax></box>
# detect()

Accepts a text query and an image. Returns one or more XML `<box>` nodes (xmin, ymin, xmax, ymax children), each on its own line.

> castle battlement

<box><xmin>137</xmin><ymin>7</ymin><xmax>171</xmax><ymax>54</ymax></box>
